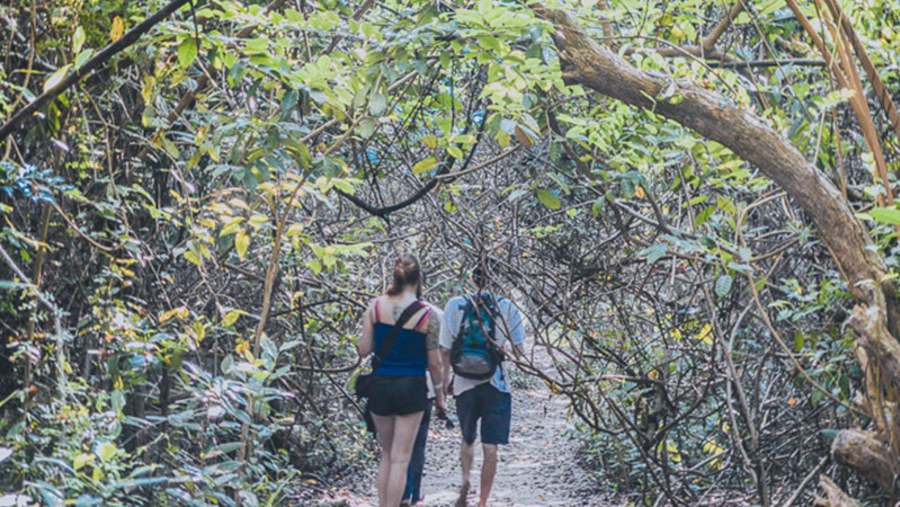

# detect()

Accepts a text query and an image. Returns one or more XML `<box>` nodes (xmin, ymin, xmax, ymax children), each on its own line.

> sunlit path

<box><xmin>306</xmin><ymin>346</ymin><xmax>615</xmax><ymax>507</ymax></box>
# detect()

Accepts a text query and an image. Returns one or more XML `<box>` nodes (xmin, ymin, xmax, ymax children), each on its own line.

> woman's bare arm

<box><xmin>357</xmin><ymin>298</ymin><xmax>377</xmax><ymax>357</ymax></box>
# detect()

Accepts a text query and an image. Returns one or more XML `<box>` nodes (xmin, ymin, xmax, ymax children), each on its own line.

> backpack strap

<box><xmin>374</xmin><ymin>298</ymin><xmax>382</xmax><ymax>323</ymax></box>
<box><xmin>469</xmin><ymin>293</ymin><xmax>507</xmax><ymax>379</ymax></box>
<box><xmin>371</xmin><ymin>300</ymin><xmax>425</xmax><ymax>372</ymax></box>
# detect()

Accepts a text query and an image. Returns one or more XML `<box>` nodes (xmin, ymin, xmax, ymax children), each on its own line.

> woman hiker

<box><xmin>358</xmin><ymin>254</ymin><xmax>447</xmax><ymax>507</ymax></box>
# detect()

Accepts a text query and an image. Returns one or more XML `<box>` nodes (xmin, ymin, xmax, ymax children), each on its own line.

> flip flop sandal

<box><xmin>454</xmin><ymin>482</ymin><xmax>470</xmax><ymax>507</ymax></box>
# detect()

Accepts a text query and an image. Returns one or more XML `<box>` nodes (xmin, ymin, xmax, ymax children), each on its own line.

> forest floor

<box><xmin>298</xmin><ymin>346</ymin><xmax>619</xmax><ymax>507</ymax></box>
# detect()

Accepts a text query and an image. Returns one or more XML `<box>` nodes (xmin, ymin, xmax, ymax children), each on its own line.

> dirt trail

<box><xmin>305</xmin><ymin>346</ymin><xmax>613</xmax><ymax>506</ymax></box>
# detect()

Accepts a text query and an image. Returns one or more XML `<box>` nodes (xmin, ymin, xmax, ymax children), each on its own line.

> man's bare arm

<box><xmin>441</xmin><ymin>347</ymin><xmax>453</xmax><ymax>395</ymax></box>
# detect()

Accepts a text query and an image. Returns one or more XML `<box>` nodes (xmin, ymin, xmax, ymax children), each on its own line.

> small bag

<box><xmin>354</xmin><ymin>300</ymin><xmax>425</xmax><ymax>400</ymax></box>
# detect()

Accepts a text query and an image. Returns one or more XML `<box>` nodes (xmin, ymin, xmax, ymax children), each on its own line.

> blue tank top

<box><xmin>372</xmin><ymin>304</ymin><xmax>429</xmax><ymax>377</ymax></box>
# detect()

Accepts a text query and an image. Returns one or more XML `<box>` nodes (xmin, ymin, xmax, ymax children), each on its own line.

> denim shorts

<box><xmin>455</xmin><ymin>382</ymin><xmax>511</xmax><ymax>445</ymax></box>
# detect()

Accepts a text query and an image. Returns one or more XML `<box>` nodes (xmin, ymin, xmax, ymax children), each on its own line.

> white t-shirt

<box><xmin>424</xmin><ymin>306</ymin><xmax>443</xmax><ymax>399</ymax></box>
<box><xmin>439</xmin><ymin>293</ymin><xmax>527</xmax><ymax>396</ymax></box>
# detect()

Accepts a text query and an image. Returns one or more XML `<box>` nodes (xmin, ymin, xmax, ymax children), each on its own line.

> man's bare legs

<box><xmin>456</xmin><ymin>440</ymin><xmax>475</xmax><ymax>507</ymax></box>
<box><xmin>372</xmin><ymin>412</ymin><xmax>424</xmax><ymax>507</ymax></box>
<box><xmin>478</xmin><ymin>444</ymin><xmax>498</xmax><ymax>507</ymax></box>
<box><xmin>457</xmin><ymin>441</ymin><xmax>499</xmax><ymax>507</ymax></box>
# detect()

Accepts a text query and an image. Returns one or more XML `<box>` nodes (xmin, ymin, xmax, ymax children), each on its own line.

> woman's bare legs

<box><xmin>372</xmin><ymin>414</ymin><xmax>395</xmax><ymax>504</ymax></box>
<box><xmin>372</xmin><ymin>412</ymin><xmax>424</xmax><ymax>507</ymax></box>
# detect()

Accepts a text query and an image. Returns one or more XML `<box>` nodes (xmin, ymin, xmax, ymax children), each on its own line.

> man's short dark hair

<box><xmin>472</xmin><ymin>258</ymin><xmax>498</xmax><ymax>288</ymax></box>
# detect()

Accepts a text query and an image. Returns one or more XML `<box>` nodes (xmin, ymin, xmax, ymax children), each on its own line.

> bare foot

<box><xmin>454</xmin><ymin>482</ymin><xmax>470</xmax><ymax>507</ymax></box>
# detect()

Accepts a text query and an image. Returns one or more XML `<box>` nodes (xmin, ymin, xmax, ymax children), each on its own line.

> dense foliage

<box><xmin>2</xmin><ymin>0</ymin><xmax>900</xmax><ymax>505</ymax></box>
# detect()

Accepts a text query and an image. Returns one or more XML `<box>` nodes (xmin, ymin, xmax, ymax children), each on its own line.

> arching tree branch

<box><xmin>0</xmin><ymin>0</ymin><xmax>193</xmax><ymax>143</ymax></box>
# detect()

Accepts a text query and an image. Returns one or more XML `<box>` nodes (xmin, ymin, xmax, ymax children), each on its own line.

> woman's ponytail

<box><xmin>385</xmin><ymin>253</ymin><xmax>422</xmax><ymax>296</ymax></box>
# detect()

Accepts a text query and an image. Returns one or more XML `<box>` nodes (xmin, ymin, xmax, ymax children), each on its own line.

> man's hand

<box><xmin>435</xmin><ymin>395</ymin><xmax>447</xmax><ymax>415</ymax></box>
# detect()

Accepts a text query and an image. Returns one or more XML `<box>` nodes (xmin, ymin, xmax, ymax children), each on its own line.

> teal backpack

<box><xmin>450</xmin><ymin>294</ymin><xmax>505</xmax><ymax>380</ymax></box>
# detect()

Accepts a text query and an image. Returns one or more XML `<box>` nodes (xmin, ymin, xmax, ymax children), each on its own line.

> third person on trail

<box><xmin>440</xmin><ymin>260</ymin><xmax>527</xmax><ymax>507</ymax></box>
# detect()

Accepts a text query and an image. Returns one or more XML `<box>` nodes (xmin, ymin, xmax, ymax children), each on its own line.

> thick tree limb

<box><xmin>533</xmin><ymin>5</ymin><xmax>885</xmax><ymax>303</ymax></box>
<box><xmin>0</xmin><ymin>0</ymin><xmax>193</xmax><ymax>143</ymax></box>
<box><xmin>831</xmin><ymin>429</ymin><xmax>898</xmax><ymax>494</ymax></box>
<box><xmin>848</xmin><ymin>295</ymin><xmax>900</xmax><ymax>395</ymax></box>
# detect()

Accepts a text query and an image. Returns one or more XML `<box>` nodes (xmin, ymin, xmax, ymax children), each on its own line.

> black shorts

<box><xmin>368</xmin><ymin>376</ymin><xmax>427</xmax><ymax>416</ymax></box>
<box><xmin>455</xmin><ymin>382</ymin><xmax>512</xmax><ymax>445</ymax></box>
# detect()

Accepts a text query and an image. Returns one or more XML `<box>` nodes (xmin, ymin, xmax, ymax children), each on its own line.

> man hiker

<box><xmin>440</xmin><ymin>261</ymin><xmax>527</xmax><ymax>507</ymax></box>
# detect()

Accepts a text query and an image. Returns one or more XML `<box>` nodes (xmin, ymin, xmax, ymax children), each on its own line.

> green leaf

<box><xmin>869</xmin><ymin>207</ymin><xmax>900</xmax><ymax>225</ymax></box>
<box><xmin>0</xmin><ymin>447</ymin><xmax>11</xmax><ymax>463</ymax></box>
<box><xmin>716</xmin><ymin>196</ymin><xmax>736</xmax><ymax>215</ymax></box>
<box><xmin>73</xmin><ymin>26</ymin><xmax>86</xmax><ymax>54</ymax></box>
<box><xmin>44</xmin><ymin>64</ymin><xmax>72</xmax><ymax>93</ymax></box>
<box><xmin>819</xmin><ymin>428</ymin><xmax>839</xmax><ymax>442</ymax></box>
<box><xmin>184</xmin><ymin>250</ymin><xmax>201</xmax><ymax>266</ymax></box>
<box><xmin>640</xmin><ymin>243</ymin><xmax>667</xmax><ymax>264</ymax></box>
<box><xmin>536</xmin><ymin>189</ymin><xmax>561</xmax><ymax>210</ymax></box>
<box><xmin>244</xmin><ymin>37</ymin><xmax>269</xmax><ymax>55</ymax></box>
<box><xmin>695</xmin><ymin>205</ymin><xmax>716</xmax><ymax>227</ymax></box>
<box><xmin>209</xmin><ymin>442</ymin><xmax>245</xmax><ymax>455</ymax></box>
<box><xmin>331</xmin><ymin>178</ymin><xmax>355</xmax><ymax>194</ymax></box>
<box><xmin>368</xmin><ymin>93</ymin><xmax>387</xmax><ymax>116</ymax></box>
<box><xmin>715</xmin><ymin>275</ymin><xmax>732</xmax><ymax>297</ymax></box>
<box><xmin>280</xmin><ymin>89</ymin><xmax>299</xmax><ymax>119</ymax></box>
<box><xmin>75</xmin><ymin>49</ymin><xmax>94</xmax><ymax>69</ymax></box>
<box><xmin>358</xmin><ymin>118</ymin><xmax>375</xmax><ymax>138</ymax></box>
<box><xmin>500</xmin><ymin>118</ymin><xmax>518</xmax><ymax>134</ymax></box>
<box><xmin>222</xmin><ymin>310</ymin><xmax>243</xmax><ymax>327</ymax></box>
<box><xmin>421</xmin><ymin>135</ymin><xmax>437</xmax><ymax>148</ymax></box>
<box><xmin>73</xmin><ymin>452</ymin><xmax>94</xmax><ymax>471</ymax></box>
<box><xmin>249</xmin><ymin>214</ymin><xmax>268</xmax><ymax>229</ymax></box>
<box><xmin>793</xmin><ymin>331</ymin><xmax>805</xmax><ymax>352</ymax></box>
<box><xmin>591</xmin><ymin>199</ymin><xmax>604</xmax><ymax>218</ymax></box>
<box><xmin>178</xmin><ymin>38</ymin><xmax>198</xmax><ymax>67</ymax></box>
<box><xmin>446</xmin><ymin>146</ymin><xmax>463</xmax><ymax>160</ymax></box>
<box><xmin>412</xmin><ymin>157</ymin><xmax>439</xmax><ymax>175</ymax></box>
<box><xmin>234</xmin><ymin>230</ymin><xmax>250</xmax><ymax>258</ymax></box>
<box><xmin>111</xmin><ymin>476</ymin><xmax>168</xmax><ymax>489</ymax></box>
<box><xmin>97</xmin><ymin>441</ymin><xmax>118</xmax><ymax>462</ymax></box>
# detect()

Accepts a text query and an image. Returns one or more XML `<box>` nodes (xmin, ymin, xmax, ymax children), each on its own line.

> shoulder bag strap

<box><xmin>372</xmin><ymin>300</ymin><xmax>425</xmax><ymax>372</ymax></box>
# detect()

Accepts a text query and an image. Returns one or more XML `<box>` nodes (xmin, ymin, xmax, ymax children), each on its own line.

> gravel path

<box><xmin>303</xmin><ymin>346</ymin><xmax>615</xmax><ymax>506</ymax></box>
